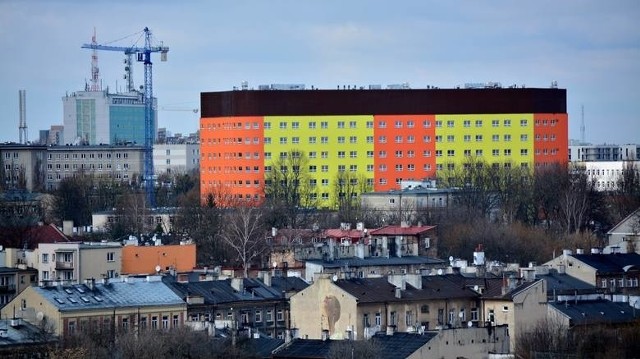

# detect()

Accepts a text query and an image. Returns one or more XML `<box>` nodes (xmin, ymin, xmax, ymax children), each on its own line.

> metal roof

<box><xmin>34</xmin><ymin>279</ymin><xmax>184</xmax><ymax>312</ymax></box>
<box><xmin>570</xmin><ymin>253</ymin><xmax>640</xmax><ymax>274</ymax></box>
<box><xmin>163</xmin><ymin>277</ymin><xmax>287</xmax><ymax>305</ymax></box>
<box><xmin>549</xmin><ymin>300</ymin><xmax>640</xmax><ymax>326</ymax></box>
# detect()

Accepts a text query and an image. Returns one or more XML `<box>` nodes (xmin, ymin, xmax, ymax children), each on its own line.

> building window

<box><xmin>405</xmin><ymin>311</ymin><xmax>414</xmax><ymax>326</ymax></box>
<box><xmin>107</xmin><ymin>252</ymin><xmax>115</xmax><ymax>262</ymax></box>
<box><xmin>122</xmin><ymin>317</ymin><xmax>129</xmax><ymax>331</ymax></box>
<box><xmin>68</xmin><ymin>321</ymin><xmax>76</xmax><ymax>335</ymax></box>
<box><xmin>363</xmin><ymin>313</ymin><xmax>370</xmax><ymax>327</ymax></box>
<box><xmin>279</xmin><ymin>122</ymin><xmax>287</xmax><ymax>129</ymax></box>
<box><xmin>390</xmin><ymin>311</ymin><xmax>397</xmax><ymax>326</ymax></box>
<box><xmin>309</xmin><ymin>122</ymin><xmax>316</xmax><ymax>129</ymax></box>
<box><xmin>292</xmin><ymin>121</ymin><xmax>299</xmax><ymax>129</ymax></box>
<box><xmin>162</xmin><ymin>315</ymin><xmax>169</xmax><ymax>329</ymax></box>
<box><xmin>255</xmin><ymin>310</ymin><xmax>262</xmax><ymax>322</ymax></box>
<box><xmin>471</xmin><ymin>308</ymin><xmax>478</xmax><ymax>321</ymax></box>
<box><xmin>151</xmin><ymin>316</ymin><xmax>158</xmax><ymax>329</ymax></box>
<box><xmin>266</xmin><ymin>310</ymin><xmax>273</xmax><ymax>322</ymax></box>
<box><xmin>42</xmin><ymin>253</ymin><xmax>49</xmax><ymax>263</ymax></box>
<box><xmin>277</xmin><ymin>309</ymin><xmax>284</xmax><ymax>321</ymax></box>
<box><xmin>375</xmin><ymin>312</ymin><xmax>381</xmax><ymax>326</ymax></box>
<box><xmin>173</xmin><ymin>315</ymin><xmax>179</xmax><ymax>327</ymax></box>
<box><xmin>321</xmin><ymin>121</ymin><xmax>328</xmax><ymax>129</ymax></box>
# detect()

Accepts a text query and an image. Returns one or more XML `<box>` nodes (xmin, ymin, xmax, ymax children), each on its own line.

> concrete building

<box><xmin>45</xmin><ymin>144</ymin><xmax>144</xmax><ymax>190</ymax></box>
<box><xmin>605</xmin><ymin>208</ymin><xmax>640</xmax><ymax>254</ymax></box>
<box><xmin>0</xmin><ymin>144</ymin><xmax>47</xmax><ymax>191</ymax></box>
<box><xmin>1</xmin><ymin>277</ymin><xmax>186</xmax><ymax>337</ymax></box>
<box><xmin>0</xmin><ymin>266</ymin><xmax>38</xmax><ymax>308</ymax></box>
<box><xmin>121</xmin><ymin>241</ymin><xmax>196</xmax><ymax>275</ymax></box>
<box><xmin>200</xmin><ymin>86</ymin><xmax>568</xmax><ymax>207</ymax></box>
<box><xmin>543</xmin><ymin>250</ymin><xmax>640</xmax><ymax>291</ymax></box>
<box><xmin>153</xmin><ymin>142</ymin><xmax>200</xmax><ymax>175</ymax></box>
<box><xmin>360</xmin><ymin>187</ymin><xmax>455</xmax><ymax>221</ymax></box>
<box><xmin>569</xmin><ymin>143</ymin><xmax>640</xmax><ymax>162</ymax></box>
<box><xmin>36</xmin><ymin>241</ymin><xmax>122</xmax><ymax>284</ymax></box>
<box><xmin>91</xmin><ymin>207</ymin><xmax>178</xmax><ymax>233</ymax></box>
<box><xmin>290</xmin><ymin>274</ymin><xmax>481</xmax><ymax>341</ymax></box>
<box><xmin>62</xmin><ymin>90</ymin><xmax>157</xmax><ymax>146</ymax></box>
<box><xmin>547</xmin><ymin>299</ymin><xmax>640</xmax><ymax>329</ymax></box>
<box><xmin>571</xmin><ymin>160</ymin><xmax>640</xmax><ymax>191</ymax></box>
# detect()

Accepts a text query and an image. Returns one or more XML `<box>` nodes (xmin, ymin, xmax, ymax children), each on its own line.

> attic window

<box><xmin>80</xmin><ymin>297</ymin><xmax>90</xmax><ymax>303</ymax></box>
<box><xmin>64</xmin><ymin>288</ymin><xmax>73</xmax><ymax>294</ymax></box>
<box><xmin>68</xmin><ymin>297</ymin><xmax>78</xmax><ymax>304</ymax></box>
<box><xmin>54</xmin><ymin>297</ymin><xmax>65</xmax><ymax>304</ymax></box>
<box><xmin>93</xmin><ymin>296</ymin><xmax>103</xmax><ymax>302</ymax></box>
<box><xmin>76</xmin><ymin>287</ymin><xmax>85</xmax><ymax>294</ymax></box>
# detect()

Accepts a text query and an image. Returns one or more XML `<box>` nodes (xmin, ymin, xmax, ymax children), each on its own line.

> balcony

<box><xmin>55</xmin><ymin>261</ymin><xmax>74</xmax><ymax>270</ymax></box>
<box><xmin>0</xmin><ymin>284</ymin><xmax>16</xmax><ymax>293</ymax></box>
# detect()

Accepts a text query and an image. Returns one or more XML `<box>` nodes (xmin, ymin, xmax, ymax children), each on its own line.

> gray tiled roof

<box><xmin>163</xmin><ymin>277</ymin><xmax>286</xmax><ymax>305</ymax></box>
<box><xmin>34</xmin><ymin>279</ymin><xmax>184</xmax><ymax>312</ymax></box>
<box><xmin>570</xmin><ymin>253</ymin><xmax>640</xmax><ymax>274</ymax></box>
<box><xmin>549</xmin><ymin>300</ymin><xmax>640</xmax><ymax>326</ymax></box>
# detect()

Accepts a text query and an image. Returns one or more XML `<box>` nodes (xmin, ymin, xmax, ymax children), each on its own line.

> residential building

<box><xmin>0</xmin><ymin>318</ymin><xmax>56</xmax><ymax>356</ymax></box>
<box><xmin>547</xmin><ymin>299</ymin><xmax>640</xmax><ymax>329</ymax></box>
<box><xmin>121</xmin><ymin>241</ymin><xmax>196</xmax><ymax>275</ymax></box>
<box><xmin>1</xmin><ymin>276</ymin><xmax>186</xmax><ymax>337</ymax></box>
<box><xmin>605</xmin><ymin>208</ymin><xmax>640</xmax><ymax>254</ymax></box>
<box><xmin>0</xmin><ymin>266</ymin><xmax>38</xmax><ymax>308</ymax></box>
<box><xmin>289</xmin><ymin>273</ymin><xmax>480</xmax><ymax>340</ymax></box>
<box><xmin>62</xmin><ymin>90</ymin><xmax>157</xmax><ymax>145</ymax></box>
<box><xmin>200</xmin><ymin>86</ymin><xmax>568</xmax><ymax>207</ymax></box>
<box><xmin>92</xmin><ymin>207</ymin><xmax>178</xmax><ymax>233</ymax></box>
<box><xmin>477</xmin><ymin>277</ymin><xmax>547</xmax><ymax>352</ymax></box>
<box><xmin>571</xmin><ymin>160</ymin><xmax>640</xmax><ymax>191</ymax></box>
<box><xmin>153</xmin><ymin>143</ymin><xmax>200</xmax><ymax>175</ymax></box>
<box><xmin>369</xmin><ymin>224</ymin><xmax>438</xmax><ymax>258</ymax></box>
<box><xmin>163</xmin><ymin>274</ymin><xmax>308</xmax><ymax>339</ymax></box>
<box><xmin>36</xmin><ymin>241</ymin><xmax>122</xmax><ymax>284</ymax></box>
<box><xmin>569</xmin><ymin>143</ymin><xmax>640</xmax><ymax>162</ymax></box>
<box><xmin>272</xmin><ymin>327</ymin><xmax>510</xmax><ymax>359</ymax></box>
<box><xmin>543</xmin><ymin>250</ymin><xmax>640</xmax><ymax>292</ymax></box>
<box><xmin>360</xmin><ymin>187</ymin><xmax>455</xmax><ymax>221</ymax></box>
<box><xmin>45</xmin><ymin>144</ymin><xmax>144</xmax><ymax>190</ymax></box>
<box><xmin>0</xmin><ymin>144</ymin><xmax>47</xmax><ymax>191</ymax></box>
<box><xmin>302</xmin><ymin>257</ymin><xmax>445</xmax><ymax>283</ymax></box>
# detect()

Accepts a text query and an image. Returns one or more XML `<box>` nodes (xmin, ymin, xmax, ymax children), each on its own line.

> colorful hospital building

<box><xmin>199</xmin><ymin>86</ymin><xmax>567</xmax><ymax>207</ymax></box>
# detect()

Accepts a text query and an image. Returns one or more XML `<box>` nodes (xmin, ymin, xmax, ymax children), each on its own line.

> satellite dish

<box><xmin>473</xmin><ymin>285</ymin><xmax>479</xmax><ymax>292</ymax></box>
<box><xmin>437</xmin><ymin>269</ymin><xmax>444</xmax><ymax>275</ymax></box>
<box><xmin>449</xmin><ymin>256</ymin><xmax>454</xmax><ymax>262</ymax></box>
<box><xmin>332</xmin><ymin>275</ymin><xmax>338</xmax><ymax>282</ymax></box>
<box><xmin>155</xmin><ymin>265</ymin><xmax>161</xmax><ymax>273</ymax></box>
<box><xmin>273</xmin><ymin>262</ymin><xmax>278</xmax><ymax>269</ymax></box>
<box><xmin>467</xmin><ymin>321</ymin><xmax>473</xmax><ymax>328</ymax></box>
<box><xmin>36</xmin><ymin>312</ymin><xmax>44</xmax><ymax>321</ymax></box>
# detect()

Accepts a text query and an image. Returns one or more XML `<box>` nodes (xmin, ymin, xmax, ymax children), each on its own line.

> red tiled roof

<box><xmin>24</xmin><ymin>224</ymin><xmax>69</xmax><ymax>248</ymax></box>
<box><xmin>323</xmin><ymin>229</ymin><xmax>367</xmax><ymax>240</ymax></box>
<box><xmin>369</xmin><ymin>225</ymin><xmax>436</xmax><ymax>236</ymax></box>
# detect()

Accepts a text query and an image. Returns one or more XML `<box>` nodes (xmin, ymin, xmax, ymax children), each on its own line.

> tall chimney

<box><xmin>18</xmin><ymin>90</ymin><xmax>27</xmax><ymax>144</ymax></box>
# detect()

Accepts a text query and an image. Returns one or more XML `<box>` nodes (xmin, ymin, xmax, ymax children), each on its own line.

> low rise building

<box><xmin>605</xmin><ymin>208</ymin><xmax>640</xmax><ymax>254</ymax></box>
<box><xmin>1</xmin><ymin>276</ymin><xmax>186</xmax><ymax>337</ymax></box>
<box><xmin>543</xmin><ymin>250</ymin><xmax>640</xmax><ymax>293</ymax></box>
<box><xmin>290</xmin><ymin>273</ymin><xmax>480</xmax><ymax>341</ymax></box>
<box><xmin>36</xmin><ymin>241</ymin><xmax>122</xmax><ymax>284</ymax></box>
<box><xmin>153</xmin><ymin>143</ymin><xmax>200</xmax><ymax>175</ymax></box>
<box><xmin>121</xmin><ymin>240</ymin><xmax>196</xmax><ymax>275</ymax></box>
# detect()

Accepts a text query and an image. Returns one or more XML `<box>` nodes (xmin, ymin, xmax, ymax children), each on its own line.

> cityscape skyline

<box><xmin>1</xmin><ymin>0</ymin><xmax>639</xmax><ymax>145</ymax></box>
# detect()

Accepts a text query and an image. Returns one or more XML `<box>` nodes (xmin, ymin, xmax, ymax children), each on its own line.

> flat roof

<box><xmin>201</xmin><ymin>88</ymin><xmax>566</xmax><ymax>117</ymax></box>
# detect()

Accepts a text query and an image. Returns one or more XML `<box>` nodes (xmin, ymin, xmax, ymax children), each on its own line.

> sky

<box><xmin>0</xmin><ymin>0</ymin><xmax>639</xmax><ymax>145</ymax></box>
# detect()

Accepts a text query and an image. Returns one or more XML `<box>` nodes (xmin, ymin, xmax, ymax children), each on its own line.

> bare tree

<box><xmin>220</xmin><ymin>205</ymin><xmax>266</xmax><ymax>277</ymax></box>
<box><xmin>264</xmin><ymin>149</ymin><xmax>316</xmax><ymax>228</ymax></box>
<box><xmin>333</xmin><ymin>171</ymin><xmax>372</xmax><ymax>224</ymax></box>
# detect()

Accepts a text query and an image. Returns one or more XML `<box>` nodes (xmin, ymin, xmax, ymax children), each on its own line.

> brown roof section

<box><xmin>335</xmin><ymin>275</ymin><xmax>478</xmax><ymax>303</ymax></box>
<box><xmin>369</xmin><ymin>225</ymin><xmax>436</xmax><ymax>236</ymax></box>
<box><xmin>323</xmin><ymin>229</ymin><xmax>368</xmax><ymax>240</ymax></box>
<box><xmin>24</xmin><ymin>224</ymin><xmax>69</xmax><ymax>249</ymax></box>
<box><xmin>201</xmin><ymin>88</ymin><xmax>567</xmax><ymax>117</ymax></box>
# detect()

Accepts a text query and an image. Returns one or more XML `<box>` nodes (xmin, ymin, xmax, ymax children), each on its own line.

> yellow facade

<box><xmin>435</xmin><ymin>114</ymin><xmax>534</xmax><ymax>169</ymax></box>
<box><xmin>264</xmin><ymin>115</ymin><xmax>374</xmax><ymax>208</ymax></box>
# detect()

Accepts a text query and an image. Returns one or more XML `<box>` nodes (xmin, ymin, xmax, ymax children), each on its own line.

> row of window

<box><xmin>47</xmin><ymin>163</ymin><xmax>131</xmax><ymax>171</ymax></box>
<box><xmin>601</xmin><ymin>277</ymin><xmax>639</xmax><ymax>288</ymax></box>
<box><xmin>361</xmin><ymin>307</ymin><xmax>480</xmax><ymax>328</ymax></box>
<box><xmin>48</xmin><ymin>153</ymin><xmax>130</xmax><ymax>160</ymax></box>
<box><xmin>68</xmin><ymin>314</ymin><xmax>181</xmax><ymax>334</ymax></box>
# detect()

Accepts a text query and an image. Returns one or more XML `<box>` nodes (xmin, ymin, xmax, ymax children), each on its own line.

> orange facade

<box><xmin>121</xmin><ymin>244</ymin><xmax>196</xmax><ymax>275</ymax></box>
<box><xmin>373</xmin><ymin>115</ymin><xmax>436</xmax><ymax>191</ymax></box>
<box><xmin>200</xmin><ymin>116</ymin><xmax>264</xmax><ymax>204</ymax></box>
<box><xmin>533</xmin><ymin>113</ymin><xmax>569</xmax><ymax>167</ymax></box>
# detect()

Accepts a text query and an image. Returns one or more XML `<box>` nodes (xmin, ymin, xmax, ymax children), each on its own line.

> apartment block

<box><xmin>200</xmin><ymin>87</ymin><xmax>568</xmax><ymax>207</ymax></box>
<box><xmin>37</xmin><ymin>242</ymin><xmax>122</xmax><ymax>284</ymax></box>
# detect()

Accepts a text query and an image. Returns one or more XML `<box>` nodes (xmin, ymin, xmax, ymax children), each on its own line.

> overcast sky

<box><xmin>1</xmin><ymin>0</ymin><xmax>638</xmax><ymax>145</ymax></box>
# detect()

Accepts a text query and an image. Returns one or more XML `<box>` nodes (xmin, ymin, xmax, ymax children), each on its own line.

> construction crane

<box><xmin>82</xmin><ymin>27</ymin><xmax>169</xmax><ymax>207</ymax></box>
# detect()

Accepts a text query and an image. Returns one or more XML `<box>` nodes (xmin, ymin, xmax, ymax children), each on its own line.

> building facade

<box><xmin>0</xmin><ymin>144</ymin><xmax>47</xmax><ymax>191</ymax></box>
<box><xmin>45</xmin><ymin>144</ymin><xmax>144</xmax><ymax>190</ymax></box>
<box><xmin>37</xmin><ymin>242</ymin><xmax>122</xmax><ymax>284</ymax></box>
<box><xmin>200</xmin><ymin>87</ymin><xmax>568</xmax><ymax>207</ymax></box>
<box><xmin>569</xmin><ymin>144</ymin><xmax>640</xmax><ymax>162</ymax></box>
<box><xmin>153</xmin><ymin>143</ymin><xmax>200</xmax><ymax>175</ymax></box>
<box><xmin>62</xmin><ymin>90</ymin><xmax>157</xmax><ymax>145</ymax></box>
